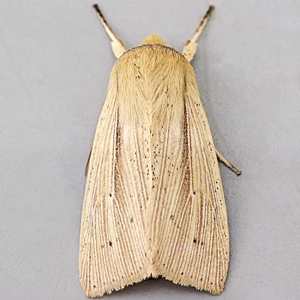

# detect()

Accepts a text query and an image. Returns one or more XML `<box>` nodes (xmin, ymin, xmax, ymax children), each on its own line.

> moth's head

<box><xmin>141</xmin><ymin>34</ymin><xmax>167</xmax><ymax>46</ymax></box>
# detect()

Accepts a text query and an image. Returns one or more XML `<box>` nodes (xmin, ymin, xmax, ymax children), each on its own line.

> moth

<box><xmin>79</xmin><ymin>4</ymin><xmax>241</xmax><ymax>298</ymax></box>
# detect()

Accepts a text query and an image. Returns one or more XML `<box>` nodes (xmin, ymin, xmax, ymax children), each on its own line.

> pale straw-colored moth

<box><xmin>79</xmin><ymin>4</ymin><xmax>241</xmax><ymax>298</ymax></box>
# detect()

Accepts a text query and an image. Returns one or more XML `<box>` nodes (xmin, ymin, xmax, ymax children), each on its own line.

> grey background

<box><xmin>1</xmin><ymin>0</ymin><xmax>299</xmax><ymax>299</ymax></box>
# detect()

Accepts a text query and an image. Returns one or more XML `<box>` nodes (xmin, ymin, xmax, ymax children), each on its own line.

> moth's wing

<box><xmin>152</xmin><ymin>63</ymin><xmax>229</xmax><ymax>294</ymax></box>
<box><xmin>79</xmin><ymin>67</ymin><xmax>149</xmax><ymax>297</ymax></box>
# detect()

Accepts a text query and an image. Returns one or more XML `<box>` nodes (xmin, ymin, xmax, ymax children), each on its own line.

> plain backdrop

<box><xmin>1</xmin><ymin>1</ymin><xmax>300</xmax><ymax>299</ymax></box>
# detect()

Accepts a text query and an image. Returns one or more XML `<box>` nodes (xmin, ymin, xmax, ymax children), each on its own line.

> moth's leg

<box><xmin>93</xmin><ymin>4</ymin><xmax>126</xmax><ymax>58</ymax></box>
<box><xmin>182</xmin><ymin>6</ymin><xmax>214</xmax><ymax>62</ymax></box>
<box><xmin>85</xmin><ymin>148</ymin><xmax>92</xmax><ymax>176</ymax></box>
<box><xmin>215</xmin><ymin>148</ymin><xmax>242</xmax><ymax>176</ymax></box>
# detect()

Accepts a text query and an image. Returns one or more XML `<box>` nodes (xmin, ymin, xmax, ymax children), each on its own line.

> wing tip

<box><xmin>81</xmin><ymin>270</ymin><xmax>226</xmax><ymax>297</ymax></box>
<box><xmin>80</xmin><ymin>271</ymin><xmax>151</xmax><ymax>298</ymax></box>
<box><xmin>161</xmin><ymin>272</ymin><xmax>225</xmax><ymax>295</ymax></box>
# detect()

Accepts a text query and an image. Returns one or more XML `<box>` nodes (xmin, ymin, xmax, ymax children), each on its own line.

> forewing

<box><xmin>79</xmin><ymin>67</ymin><xmax>149</xmax><ymax>297</ymax></box>
<box><xmin>152</xmin><ymin>62</ymin><xmax>229</xmax><ymax>294</ymax></box>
